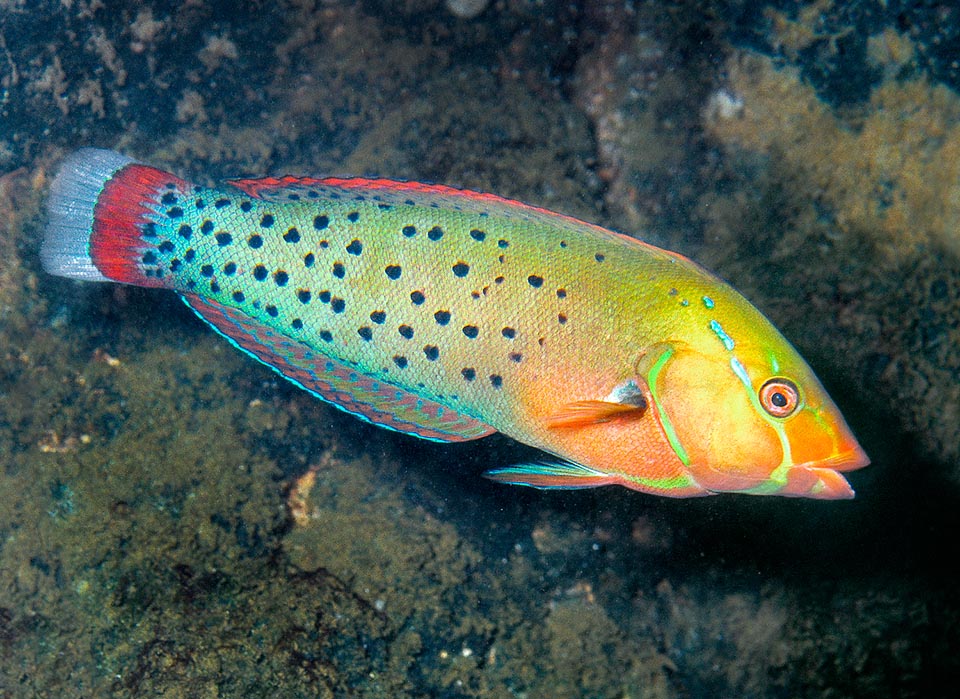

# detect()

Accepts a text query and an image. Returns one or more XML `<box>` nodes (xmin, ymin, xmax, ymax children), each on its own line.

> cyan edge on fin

<box><xmin>483</xmin><ymin>461</ymin><xmax>614</xmax><ymax>490</ymax></box>
<box><xmin>180</xmin><ymin>293</ymin><xmax>495</xmax><ymax>443</ymax></box>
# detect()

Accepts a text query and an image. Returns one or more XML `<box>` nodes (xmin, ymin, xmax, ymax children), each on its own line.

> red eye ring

<box><xmin>759</xmin><ymin>378</ymin><xmax>800</xmax><ymax>418</ymax></box>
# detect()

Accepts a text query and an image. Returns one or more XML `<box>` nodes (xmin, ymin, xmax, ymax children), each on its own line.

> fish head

<box><xmin>638</xmin><ymin>337</ymin><xmax>869</xmax><ymax>499</ymax></box>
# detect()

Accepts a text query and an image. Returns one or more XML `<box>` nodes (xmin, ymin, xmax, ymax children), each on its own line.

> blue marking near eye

<box><xmin>710</xmin><ymin>319</ymin><xmax>735</xmax><ymax>351</ymax></box>
<box><xmin>730</xmin><ymin>356</ymin><xmax>751</xmax><ymax>389</ymax></box>
<box><xmin>702</xmin><ymin>296</ymin><xmax>715</xmax><ymax>309</ymax></box>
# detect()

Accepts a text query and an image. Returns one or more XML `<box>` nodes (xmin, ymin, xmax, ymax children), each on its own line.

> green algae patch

<box><xmin>544</xmin><ymin>598</ymin><xmax>674</xmax><ymax>699</ymax></box>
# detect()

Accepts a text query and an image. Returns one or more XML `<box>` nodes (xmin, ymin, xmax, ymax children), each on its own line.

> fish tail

<box><xmin>42</xmin><ymin>148</ymin><xmax>187</xmax><ymax>288</ymax></box>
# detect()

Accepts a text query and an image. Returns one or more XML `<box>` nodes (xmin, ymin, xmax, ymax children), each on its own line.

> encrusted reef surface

<box><xmin>2</xmin><ymin>1</ymin><xmax>959</xmax><ymax>697</ymax></box>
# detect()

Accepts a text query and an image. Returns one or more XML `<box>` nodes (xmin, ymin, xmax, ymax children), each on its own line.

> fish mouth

<box><xmin>786</xmin><ymin>445</ymin><xmax>870</xmax><ymax>499</ymax></box>
<box><xmin>811</xmin><ymin>443</ymin><xmax>871</xmax><ymax>472</ymax></box>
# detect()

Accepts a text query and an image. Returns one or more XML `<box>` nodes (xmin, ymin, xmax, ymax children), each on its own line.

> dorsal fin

<box><xmin>181</xmin><ymin>294</ymin><xmax>496</xmax><ymax>443</ymax></box>
<box><xmin>225</xmin><ymin>175</ymin><xmax>650</xmax><ymax>248</ymax></box>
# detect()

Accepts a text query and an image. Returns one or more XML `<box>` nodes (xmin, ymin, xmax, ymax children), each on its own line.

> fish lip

<box><xmin>800</xmin><ymin>444</ymin><xmax>870</xmax><ymax>473</ymax></box>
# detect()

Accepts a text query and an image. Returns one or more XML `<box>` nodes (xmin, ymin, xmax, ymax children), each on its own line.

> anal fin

<box><xmin>181</xmin><ymin>294</ymin><xmax>495</xmax><ymax>443</ymax></box>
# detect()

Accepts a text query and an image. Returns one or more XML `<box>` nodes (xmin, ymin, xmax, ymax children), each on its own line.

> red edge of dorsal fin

<box><xmin>224</xmin><ymin>174</ymin><xmax>642</xmax><ymax>243</ymax></box>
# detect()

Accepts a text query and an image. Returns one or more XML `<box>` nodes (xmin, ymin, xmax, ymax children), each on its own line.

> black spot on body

<box><xmin>393</xmin><ymin>355</ymin><xmax>408</xmax><ymax>369</ymax></box>
<box><xmin>398</xmin><ymin>325</ymin><xmax>413</xmax><ymax>339</ymax></box>
<box><xmin>223</xmin><ymin>262</ymin><xmax>236</xmax><ymax>275</ymax></box>
<box><xmin>266</xmin><ymin>305</ymin><xmax>279</xmax><ymax>317</ymax></box>
<box><xmin>498</xmin><ymin>239</ymin><xmax>509</xmax><ymax>248</ymax></box>
<box><xmin>402</xmin><ymin>225</ymin><xmax>417</xmax><ymax>237</ymax></box>
<box><xmin>320</xmin><ymin>330</ymin><xmax>333</xmax><ymax>342</ymax></box>
<box><xmin>297</xmin><ymin>289</ymin><xmax>311</xmax><ymax>304</ymax></box>
<box><xmin>502</xmin><ymin>327</ymin><xmax>516</xmax><ymax>339</ymax></box>
<box><xmin>557</xmin><ymin>288</ymin><xmax>567</xmax><ymax>298</ymax></box>
<box><xmin>410</xmin><ymin>291</ymin><xmax>425</xmax><ymax>305</ymax></box>
<box><xmin>333</xmin><ymin>262</ymin><xmax>345</xmax><ymax>279</ymax></box>
<box><xmin>248</xmin><ymin>234</ymin><xmax>263</xmax><ymax>249</ymax></box>
<box><xmin>240</xmin><ymin>201</ymin><xmax>252</xmax><ymax>212</ymax></box>
<box><xmin>470</xmin><ymin>229</ymin><xmax>486</xmax><ymax>241</ymax></box>
<box><xmin>385</xmin><ymin>265</ymin><xmax>402</xmax><ymax>280</ymax></box>
<box><xmin>490</xmin><ymin>375</ymin><xmax>503</xmax><ymax>389</ymax></box>
<box><xmin>509</xmin><ymin>352</ymin><xmax>522</xmax><ymax>362</ymax></box>
<box><xmin>346</xmin><ymin>239</ymin><xmax>363</xmax><ymax>255</ymax></box>
<box><xmin>167</xmin><ymin>207</ymin><xmax>183</xmax><ymax>218</ymax></box>
<box><xmin>304</xmin><ymin>253</ymin><xmax>315</xmax><ymax>267</ymax></box>
<box><xmin>274</xmin><ymin>270</ymin><xmax>289</xmax><ymax>286</ymax></box>
<box><xmin>158</xmin><ymin>240</ymin><xmax>174</xmax><ymax>253</ymax></box>
<box><xmin>331</xmin><ymin>297</ymin><xmax>346</xmax><ymax>313</ymax></box>
<box><xmin>434</xmin><ymin>310</ymin><xmax>451</xmax><ymax>325</ymax></box>
<box><xmin>142</xmin><ymin>251</ymin><xmax>157</xmax><ymax>264</ymax></box>
<box><xmin>184</xmin><ymin>249</ymin><xmax>196</xmax><ymax>262</ymax></box>
<box><xmin>170</xmin><ymin>259</ymin><xmax>182</xmax><ymax>272</ymax></box>
<box><xmin>358</xmin><ymin>327</ymin><xmax>373</xmax><ymax>341</ymax></box>
<box><xmin>142</xmin><ymin>222</ymin><xmax>157</xmax><ymax>238</ymax></box>
<box><xmin>253</xmin><ymin>265</ymin><xmax>268</xmax><ymax>280</ymax></box>
<box><xmin>558</xmin><ymin>313</ymin><xmax>567</xmax><ymax>324</ymax></box>
<box><xmin>423</xmin><ymin>345</ymin><xmax>439</xmax><ymax>361</ymax></box>
<box><xmin>161</xmin><ymin>192</ymin><xmax>177</xmax><ymax>205</ymax></box>
<box><xmin>314</xmin><ymin>215</ymin><xmax>330</xmax><ymax>230</ymax></box>
<box><xmin>452</xmin><ymin>262</ymin><xmax>470</xmax><ymax>277</ymax></box>
<box><xmin>347</xmin><ymin>211</ymin><xmax>360</xmax><ymax>222</ymax></box>
<box><xmin>462</xmin><ymin>325</ymin><xmax>478</xmax><ymax>339</ymax></box>
<box><xmin>195</xmin><ymin>199</ymin><xmax>205</xmax><ymax>209</ymax></box>
<box><xmin>427</xmin><ymin>226</ymin><xmax>444</xmax><ymax>241</ymax></box>
<box><xmin>216</xmin><ymin>232</ymin><xmax>233</xmax><ymax>246</ymax></box>
<box><xmin>370</xmin><ymin>310</ymin><xmax>386</xmax><ymax>324</ymax></box>
<box><xmin>178</xmin><ymin>224</ymin><xmax>192</xmax><ymax>239</ymax></box>
<box><xmin>283</xmin><ymin>227</ymin><xmax>301</xmax><ymax>243</ymax></box>
<box><xmin>261</xmin><ymin>214</ymin><xmax>275</xmax><ymax>228</ymax></box>
<box><xmin>528</xmin><ymin>275</ymin><xmax>543</xmax><ymax>288</ymax></box>
<box><xmin>461</xmin><ymin>368</ymin><xmax>476</xmax><ymax>381</ymax></box>
<box><xmin>201</xmin><ymin>220</ymin><xmax>214</xmax><ymax>235</ymax></box>
<box><xmin>210</xmin><ymin>281</ymin><xmax>220</xmax><ymax>293</ymax></box>
<box><xmin>232</xmin><ymin>291</ymin><xmax>245</xmax><ymax>303</ymax></box>
<box><xmin>319</xmin><ymin>291</ymin><xmax>331</xmax><ymax>303</ymax></box>
<box><xmin>595</xmin><ymin>253</ymin><xmax>605</xmax><ymax>262</ymax></box>
<box><xmin>215</xmin><ymin>198</ymin><xmax>230</xmax><ymax>209</ymax></box>
<box><xmin>200</xmin><ymin>264</ymin><xmax>214</xmax><ymax>277</ymax></box>
<box><xmin>292</xmin><ymin>319</ymin><xmax>303</xmax><ymax>330</ymax></box>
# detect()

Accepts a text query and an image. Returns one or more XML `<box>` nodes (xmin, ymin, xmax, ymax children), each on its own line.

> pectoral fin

<box><xmin>545</xmin><ymin>378</ymin><xmax>648</xmax><ymax>429</ymax></box>
<box><xmin>483</xmin><ymin>461</ymin><xmax>615</xmax><ymax>489</ymax></box>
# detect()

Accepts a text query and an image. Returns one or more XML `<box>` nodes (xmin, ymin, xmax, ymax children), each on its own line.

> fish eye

<box><xmin>758</xmin><ymin>378</ymin><xmax>800</xmax><ymax>418</ymax></box>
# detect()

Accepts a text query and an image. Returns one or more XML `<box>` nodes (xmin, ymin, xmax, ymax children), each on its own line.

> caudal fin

<box><xmin>42</xmin><ymin>148</ymin><xmax>186</xmax><ymax>287</ymax></box>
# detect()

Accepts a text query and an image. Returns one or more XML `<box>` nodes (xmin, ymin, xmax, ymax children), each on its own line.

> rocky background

<box><xmin>2</xmin><ymin>1</ymin><xmax>959</xmax><ymax>697</ymax></box>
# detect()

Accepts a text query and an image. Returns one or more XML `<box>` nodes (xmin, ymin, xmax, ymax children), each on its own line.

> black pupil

<box><xmin>771</xmin><ymin>391</ymin><xmax>788</xmax><ymax>407</ymax></box>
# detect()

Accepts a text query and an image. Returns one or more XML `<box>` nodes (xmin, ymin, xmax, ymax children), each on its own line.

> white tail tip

<box><xmin>42</xmin><ymin>148</ymin><xmax>137</xmax><ymax>281</ymax></box>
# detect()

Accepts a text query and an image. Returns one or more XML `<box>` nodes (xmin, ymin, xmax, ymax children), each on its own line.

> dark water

<box><xmin>1</xmin><ymin>1</ymin><xmax>959</xmax><ymax>697</ymax></box>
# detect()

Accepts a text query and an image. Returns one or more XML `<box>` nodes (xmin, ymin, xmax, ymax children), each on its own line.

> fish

<box><xmin>42</xmin><ymin>148</ymin><xmax>869</xmax><ymax>499</ymax></box>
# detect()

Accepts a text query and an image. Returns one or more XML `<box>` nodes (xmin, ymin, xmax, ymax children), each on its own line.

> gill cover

<box><xmin>639</xmin><ymin>342</ymin><xmax>790</xmax><ymax>494</ymax></box>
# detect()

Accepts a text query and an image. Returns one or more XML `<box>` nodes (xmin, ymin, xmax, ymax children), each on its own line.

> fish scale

<box><xmin>143</xmin><ymin>172</ymin><xmax>626</xmax><ymax>432</ymax></box>
<box><xmin>42</xmin><ymin>148</ymin><xmax>869</xmax><ymax>499</ymax></box>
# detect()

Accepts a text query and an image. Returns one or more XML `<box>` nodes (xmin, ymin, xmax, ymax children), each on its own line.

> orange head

<box><xmin>638</xmin><ymin>332</ymin><xmax>869</xmax><ymax>498</ymax></box>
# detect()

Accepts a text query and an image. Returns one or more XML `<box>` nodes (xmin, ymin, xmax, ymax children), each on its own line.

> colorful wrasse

<box><xmin>43</xmin><ymin>149</ymin><xmax>868</xmax><ymax>499</ymax></box>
